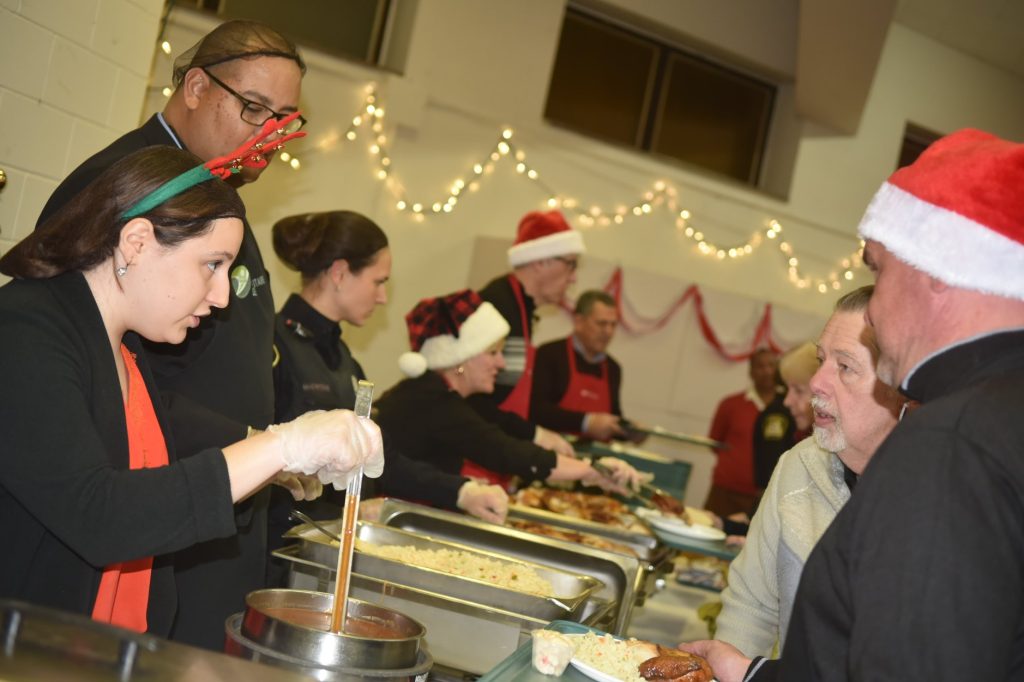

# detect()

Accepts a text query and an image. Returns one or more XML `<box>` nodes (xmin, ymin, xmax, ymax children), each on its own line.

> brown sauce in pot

<box><xmin>260</xmin><ymin>606</ymin><xmax>406</xmax><ymax>639</ymax></box>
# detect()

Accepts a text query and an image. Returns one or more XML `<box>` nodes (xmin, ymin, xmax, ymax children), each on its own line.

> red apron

<box><xmin>461</xmin><ymin>276</ymin><xmax>534</xmax><ymax>488</ymax></box>
<box><xmin>558</xmin><ymin>337</ymin><xmax>612</xmax><ymax>436</ymax></box>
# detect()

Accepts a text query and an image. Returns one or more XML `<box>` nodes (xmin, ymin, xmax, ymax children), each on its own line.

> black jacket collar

<box><xmin>903</xmin><ymin>329</ymin><xmax>1024</xmax><ymax>403</ymax></box>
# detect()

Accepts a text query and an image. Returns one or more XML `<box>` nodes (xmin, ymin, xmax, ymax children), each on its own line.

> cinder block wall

<box><xmin>0</xmin><ymin>0</ymin><xmax>163</xmax><ymax>259</ymax></box>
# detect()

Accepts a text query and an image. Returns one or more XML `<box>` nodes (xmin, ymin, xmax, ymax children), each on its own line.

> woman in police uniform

<box><xmin>266</xmin><ymin>211</ymin><xmax>509</xmax><ymax>584</ymax></box>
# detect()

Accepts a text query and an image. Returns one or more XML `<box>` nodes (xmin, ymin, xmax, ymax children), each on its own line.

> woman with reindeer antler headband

<box><xmin>0</xmin><ymin>126</ymin><xmax>383</xmax><ymax>638</ymax></box>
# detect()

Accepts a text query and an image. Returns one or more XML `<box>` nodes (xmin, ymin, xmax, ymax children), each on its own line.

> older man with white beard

<box><xmin>714</xmin><ymin>285</ymin><xmax>903</xmax><ymax>658</ymax></box>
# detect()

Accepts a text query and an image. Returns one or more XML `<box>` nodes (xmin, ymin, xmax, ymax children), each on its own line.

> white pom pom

<box><xmin>398</xmin><ymin>351</ymin><xmax>428</xmax><ymax>377</ymax></box>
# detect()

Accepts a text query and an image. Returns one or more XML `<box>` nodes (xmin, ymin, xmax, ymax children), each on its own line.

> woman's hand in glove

<box><xmin>268</xmin><ymin>410</ymin><xmax>384</xmax><ymax>490</ymax></box>
<box><xmin>456</xmin><ymin>480</ymin><xmax>509</xmax><ymax>524</ymax></box>
<box><xmin>595</xmin><ymin>456</ymin><xmax>651</xmax><ymax>492</ymax></box>
<box><xmin>273</xmin><ymin>472</ymin><xmax>324</xmax><ymax>501</ymax></box>
<box><xmin>533</xmin><ymin>426</ymin><xmax>575</xmax><ymax>457</ymax></box>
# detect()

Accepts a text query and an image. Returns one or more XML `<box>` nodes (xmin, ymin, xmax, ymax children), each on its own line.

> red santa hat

<box><xmin>507</xmin><ymin>210</ymin><xmax>585</xmax><ymax>267</ymax></box>
<box><xmin>398</xmin><ymin>289</ymin><xmax>511</xmax><ymax>377</ymax></box>
<box><xmin>858</xmin><ymin>128</ymin><xmax>1024</xmax><ymax>300</ymax></box>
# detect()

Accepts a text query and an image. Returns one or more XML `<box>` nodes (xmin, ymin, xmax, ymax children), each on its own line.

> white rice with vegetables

<box><xmin>570</xmin><ymin>632</ymin><xmax>656</xmax><ymax>682</ymax></box>
<box><xmin>355</xmin><ymin>540</ymin><xmax>554</xmax><ymax>595</ymax></box>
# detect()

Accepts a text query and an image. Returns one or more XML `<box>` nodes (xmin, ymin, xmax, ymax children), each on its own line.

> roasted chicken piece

<box><xmin>638</xmin><ymin>647</ymin><xmax>714</xmax><ymax>682</ymax></box>
<box><xmin>651</xmin><ymin>491</ymin><xmax>687</xmax><ymax>516</ymax></box>
<box><xmin>516</xmin><ymin>487</ymin><xmax>545</xmax><ymax>508</ymax></box>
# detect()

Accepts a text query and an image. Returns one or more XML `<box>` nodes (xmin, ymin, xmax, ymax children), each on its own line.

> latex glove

<box><xmin>596</xmin><ymin>456</ymin><xmax>650</xmax><ymax>492</ymax></box>
<box><xmin>359</xmin><ymin>497</ymin><xmax>384</xmax><ymax>523</ymax></box>
<box><xmin>268</xmin><ymin>410</ymin><xmax>384</xmax><ymax>490</ymax></box>
<box><xmin>583</xmin><ymin>413</ymin><xmax>625</xmax><ymax>441</ymax></box>
<box><xmin>577</xmin><ymin>461</ymin><xmax>629</xmax><ymax>496</ymax></box>
<box><xmin>534</xmin><ymin>426</ymin><xmax>575</xmax><ymax>457</ymax></box>
<box><xmin>273</xmin><ymin>472</ymin><xmax>324</xmax><ymax>501</ymax></box>
<box><xmin>456</xmin><ymin>480</ymin><xmax>509</xmax><ymax>524</ymax></box>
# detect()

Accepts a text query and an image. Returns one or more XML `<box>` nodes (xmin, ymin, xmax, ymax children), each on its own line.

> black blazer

<box><xmin>0</xmin><ymin>273</ymin><xmax>236</xmax><ymax>635</ymax></box>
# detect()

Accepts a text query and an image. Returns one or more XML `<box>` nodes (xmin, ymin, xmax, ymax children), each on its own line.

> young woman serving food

<box><xmin>0</xmin><ymin>127</ymin><xmax>382</xmax><ymax>636</ymax></box>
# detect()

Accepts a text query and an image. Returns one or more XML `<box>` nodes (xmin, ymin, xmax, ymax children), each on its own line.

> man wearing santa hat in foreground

<box><xmin>465</xmin><ymin>210</ymin><xmax>587</xmax><ymax>483</ymax></box>
<box><xmin>682</xmin><ymin>129</ymin><xmax>1024</xmax><ymax>681</ymax></box>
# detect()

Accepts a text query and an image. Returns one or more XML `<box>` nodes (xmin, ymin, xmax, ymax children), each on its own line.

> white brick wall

<box><xmin>0</xmin><ymin>0</ymin><xmax>163</xmax><ymax>261</ymax></box>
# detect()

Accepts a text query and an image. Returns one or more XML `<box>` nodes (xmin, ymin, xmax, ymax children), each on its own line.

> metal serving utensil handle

<box><xmin>330</xmin><ymin>380</ymin><xmax>374</xmax><ymax>634</ymax></box>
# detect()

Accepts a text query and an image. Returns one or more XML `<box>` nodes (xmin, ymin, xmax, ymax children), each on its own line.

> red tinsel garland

<box><xmin>566</xmin><ymin>267</ymin><xmax>782</xmax><ymax>362</ymax></box>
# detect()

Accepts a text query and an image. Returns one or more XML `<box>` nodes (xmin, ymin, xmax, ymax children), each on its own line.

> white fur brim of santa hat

<box><xmin>508</xmin><ymin>229</ymin><xmax>586</xmax><ymax>267</ymax></box>
<box><xmin>398</xmin><ymin>301</ymin><xmax>511</xmax><ymax>377</ymax></box>
<box><xmin>857</xmin><ymin>129</ymin><xmax>1024</xmax><ymax>301</ymax></box>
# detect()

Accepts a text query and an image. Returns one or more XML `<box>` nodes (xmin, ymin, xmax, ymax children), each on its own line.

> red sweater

<box><xmin>708</xmin><ymin>390</ymin><xmax>763</xmax><ymax>496</ymax></box>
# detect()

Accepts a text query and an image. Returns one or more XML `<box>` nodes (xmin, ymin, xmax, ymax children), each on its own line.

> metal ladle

<box><xmin>331</xmin><ymin>380</ymin><xmax>374</xmax><ymax>634</ymax></box>
<box><xmin>288</xmin><ymin>509</ymin><xmax>340</xmax><ymax>543</ymax></box>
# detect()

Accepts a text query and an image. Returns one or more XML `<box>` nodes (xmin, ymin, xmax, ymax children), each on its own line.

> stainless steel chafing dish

<box><xmin>506</xmin><ymin>502</ymin><xmax>662</xmax><ymax>561</ymax></box>
<box><xmin>372</xmin><ymin>499</ymin><xmax>647</xmax><ymax>633</ymax></box>
<box><xmin>286</xmin><ymin>521</ymin><xmax>602</xmax><ymax>621</ymax></box>
<box><xmin>0</xmin><ymin>599</ymin><xmax>311</xmax><ymax>682</ymax></box>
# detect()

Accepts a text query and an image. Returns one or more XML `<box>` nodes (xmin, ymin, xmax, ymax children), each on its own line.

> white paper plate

<box><xmin>570</xmin><ymin>653</ymin><xmax>718</xmax><ymax>682</ymax></box>
<box><xmin>569</xmin><ymin>656</ymin><xmax>627</xmax><ymax>682</ymax></box>
<box><xmin>645</xmin><ymin>514</ymin><xmax>726</xmax><ymax>542</ymax></box>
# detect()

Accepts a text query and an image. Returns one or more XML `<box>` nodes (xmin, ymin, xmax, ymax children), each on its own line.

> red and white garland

<box><xmin>567</xmin><ymin>267</ymin><xmax>783</xmax><ymax>362</ymax></box>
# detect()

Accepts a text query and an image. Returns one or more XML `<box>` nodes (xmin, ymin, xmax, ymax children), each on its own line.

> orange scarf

<box><xmin>90</xmin><ymin>345</ymin><xmax>169</xmax><ymax>632</ymax></box>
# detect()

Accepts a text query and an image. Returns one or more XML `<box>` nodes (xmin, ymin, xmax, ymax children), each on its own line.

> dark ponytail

<box><xmin>272</xmin><ymin>210</ymin><xmax>388</xmax><ymax>283</ymax></box>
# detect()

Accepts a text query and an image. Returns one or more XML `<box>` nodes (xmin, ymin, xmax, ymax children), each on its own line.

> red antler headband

<box><xmin>121</xmin><ymin>112</ymin><xmax>306</xmax><ymax>219</ymax></box>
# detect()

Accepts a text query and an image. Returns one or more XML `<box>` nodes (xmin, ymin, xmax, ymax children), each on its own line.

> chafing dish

<box><xmin>285</xmin><ymin>521</ymin><xmax>602</xmax><ymax>621</ymax></box>
<box><xmin>0</xmin><ymin>599</ymin><xmax>310</xmax><ymax>681</ymax></box>
<box><xmin>372</xmin><ymin>499</ymin><xmax>647</xmax><ymax>634</ymax></box>
<box><xmin>506</xmin><ymin>502</ymin><xmax>661</xmax><ymax>560</ymax></box>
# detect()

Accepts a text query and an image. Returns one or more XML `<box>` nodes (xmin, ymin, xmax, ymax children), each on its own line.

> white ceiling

<box><xmin>793</xmin><ymin>0</ymin><xmax>1024</xmax><ymax>133</ymax></box>
<box><xmin>895</xmin><ymin>0</ymin><xmax>1024</xmax><ymax>80</ymax></box>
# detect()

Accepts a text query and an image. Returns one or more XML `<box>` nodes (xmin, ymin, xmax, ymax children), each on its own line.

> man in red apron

<box><xmin>531</xmin><ymin>290</ymin><xmax>628</xmax><ymax>441</ymax></box>
<box><xmin>466</xmin><ymin>210</ymin><xmax>585</xmax><ymax>484</ymax></box>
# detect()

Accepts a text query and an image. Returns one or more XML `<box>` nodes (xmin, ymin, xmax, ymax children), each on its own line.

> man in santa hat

<box><xmin>464</xmin><ymin>210</ymin><xmax>587</xmax><ymax>481</ymax></box>
<box><xmin>682</xmin><ymin>129</ymin><xmax>1024</xmax><ymax>681</ymax></box>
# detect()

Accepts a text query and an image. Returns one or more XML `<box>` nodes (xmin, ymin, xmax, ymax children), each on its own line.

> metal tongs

<box><xmin>588</xmin><ymin>458</ymin><xmax>659</xmax><ymax>510</ymax></box>
<box><xmin>588</xmin><ymin>453</ymin><xmax>691</xmax><ymax>520</ymax></box>
<box><xmin>330</xmin><ymin>380</ymin><xmax>374</xmax><ymax>634</ymax></box>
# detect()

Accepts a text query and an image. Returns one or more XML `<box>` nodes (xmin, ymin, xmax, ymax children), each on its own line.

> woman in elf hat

<box><xmin>0</xmin><ymin>145</ymin><xmax>383</xmax><ymax>636</ymax></box>
<box><xmin>374</xmin><ymin>289</ymin><xmax>642</xmax><ymax>492</ymax></box>
<box><xmin>265</xmin><ymin>212</ymin><xmax>509</xmax><ymax>581</ymax></box>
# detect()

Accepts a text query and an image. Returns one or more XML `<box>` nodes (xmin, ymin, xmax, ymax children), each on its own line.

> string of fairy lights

<box><xmin>152</xmin><ymin>33</ymin><xmax>864</xmax><ymax>295</ymax></box>
<box><xmin>317</xmin><ymin>84</ymin><xmax>865</xmax><ymax>294</ymax></box>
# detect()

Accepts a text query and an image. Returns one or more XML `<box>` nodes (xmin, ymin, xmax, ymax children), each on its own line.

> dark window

<box><xmin>545</xmin><ymin>13</ymin><xmax>658</xmax><ymax>147</ymax></box>
<box><xmin>899</xmin><ymin>123</ymin><xmax>942</xmax><ymax>169</ymax></box>
<box><xmin>545</xmin><ymin>8</ymin><xmax>775</xmax><ymax>186</ymax></box>
<box><xmin>196</xmin><ymin>0</ymin><xmax>391</xmax><ymax>65</ymax></box>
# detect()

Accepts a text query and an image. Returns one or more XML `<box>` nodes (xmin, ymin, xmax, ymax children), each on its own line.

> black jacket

<box><xmin>0</xmin><ymin>273</ymin><xmax>236</xmax><ymax>636</ymax></box>
<box><xmin>375</xmin><ymin>372</ymin><xmax>557</xmax><ymax>481</ymax></box>
<box><xmin>37</xmin><ymin>113</ymin><xmax>276</xmax><ymax>650</ymax></box>
<box><xmin>268</xmin><ymin>296</ymin><xmax>467</xmax><ymax>533</ymax></box>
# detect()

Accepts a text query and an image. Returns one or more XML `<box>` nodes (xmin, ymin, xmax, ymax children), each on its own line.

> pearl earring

<box><xmin>456</xmin><ymin>366</ymin><xmax>465</xmax><ymax>375</ymax></box>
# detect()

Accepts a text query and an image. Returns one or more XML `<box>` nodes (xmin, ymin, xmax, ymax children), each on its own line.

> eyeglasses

<box><xmin>553</xmin><ymin>256</ymin><xmax>579</xmax><ymax>272</ymax></box>
<box><xmin>202</xmin><ymin>68</ymin><xmax>307</xmax><ymax>135</ymax></box>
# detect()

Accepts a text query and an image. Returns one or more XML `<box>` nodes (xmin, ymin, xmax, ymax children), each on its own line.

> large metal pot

<box><xmin>225</xmin><ymin>614</ymin><xmax>432</xmax><ymax>682</ymax></box>
<box><xmin>226</xmin><ymin>589</ymin><xmax>429</xmax><ymax>678</ymax></box>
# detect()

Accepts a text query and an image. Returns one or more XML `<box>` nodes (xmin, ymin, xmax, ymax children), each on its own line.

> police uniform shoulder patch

<box><xmin>762</xmin><ymin>413</ymin><xmax>789</xmax><ymax>441</ymax></box>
